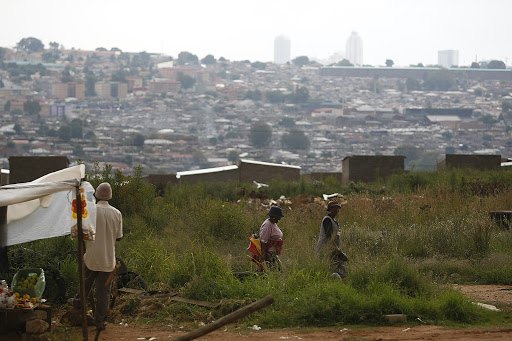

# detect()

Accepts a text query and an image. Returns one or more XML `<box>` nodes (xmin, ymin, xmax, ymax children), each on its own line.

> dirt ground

<box><xmin>62</xmin><ymin>285</ymin><xmax>512</xmax><ymax>340</ymax></box>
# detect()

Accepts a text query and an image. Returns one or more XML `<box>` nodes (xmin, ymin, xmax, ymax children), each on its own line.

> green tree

<box><xmin>292</xmin><ymin>56</ymin><xmax>310</xmax><ymax>67</ymax></box>
<box><xmin>58</xmin><ymin>125</ymin><xmax>72</xmax><ymax>141</ymax></box>
<box><xmin>336</xmin><ymin>59</ymin><xmax>353</xmax><ymax>66</ymax></box>
<box><xmin>95</xmin><ymin>47</ymin><xmax>107</xmax><ymax>51</ymax></box>
<box><xmin>85</xmin><ymin>74</ymin><xmax>96</xmax><ymax>96</ymax></box>
<box><xmin>16</xmin><ymin>37</ymin><xmax>44</xmax><ymax>53</ymax></box>
<box><xmin>249</xmin><ymin>121</ymin><xmax>272</xmax><ymax>148</ymax></box>
<box><xmin>265</xmin><ymin>90</ymin><xmax>286</xmax><ymax>103</ymax></box>
<box><xmin>177</xmin><ymin>51</ymin><xmax>199</xmax><ymax>65</ymax></box>
<box><xmin>251</xmin><ymin>61</ymin><xmax>267</xmax><ymax>70</ymax></box>
<box><xmin>423</xmin><ymin>70</ymin><xmax>455</xmax><ymax>91</ymax></box>
<box><xmin>405</xmin><ymin>78</ymin><xmax>421</xmax><ymax>91</ymax></box>
<box><xmin>281</xmin><ymin>128</ymin><xmax>310</xmax><ymax>150</ymax></box>
<box><xmin>291</xmin><ymin>86</ymin><xmax>309</xmax><ymax>104</ymax></box>
<box><xmin>4</xmin><ymin>100</ymin><xmax>11</xmax><ymax>112</ymax></box>
<box><xmin>201</xmin><ymin>54</ymin><xmax>217</xmax><ymax>65</ymax></box>
<box><xmin>177</xmin><ymin>72</ymin><xmax>196</xmax><ymax>89</ymax></box>
<box><xmin>133</xmin><ymin>133</ymin><xmax>145</xmax><ymax>147</ymax></box>
<box><xmin>385</xmin><ymin>59</ymin><xmax>394</xmax><ymax>67</ymax></box>
<box><xmin>244</xmin><ymin>90</ymin><xmax>262</xmax><ymax>101</ymax></box>
<box><xmin>279</xmin><ymin>117</ymin><xmax>295</xmax><ymax>128</ymax></box>
<box><xmin>110</xmin><ymin>47</ymin><xmax>122</xmax><ymax>52</ymax></box>
<box><xmin>470</xmin><ymin>62</ymin><xmax>480</xmax><ymax>69</ymax></box>
<box><xmin>23</xmin><ymin>100</ymin><xmax>41</xmax><ymax>115</ymax></box>
<box><xmin>486</xmin><ymin>60</ymin><xmax>506</xmax><ymax>69</ymax></box>
<box><xmin>227</xmin><ymin>150</ymin><xmax>239</xmax><ymax>163</ymax></box>
<box><xmin>70</xmin><ymin>119</ymin><xmax>83</xmax><ymax>138</ymax></box>
<box><xmin>13</xmin><ymin>123</ymin><xmax>22</xmax><ymax>134</ymax></box>
<box><xmin>0</xmin><ymin>79</ymin><xmax>4</xmax><ymax>88</ymax></box>
<box><xmin>0</xmin><ymin>47</ymin><xmax>7</xmax><ymax>61</ymax></box>
<box><xmin>49</xmin><ymin>42</ymin><xmax>60</xmax><ymax>50</ymax></box>
<box><xmin>61</xmin><ymin>66</ymin><xmax>73</xmax><ymax>82</ymax></box>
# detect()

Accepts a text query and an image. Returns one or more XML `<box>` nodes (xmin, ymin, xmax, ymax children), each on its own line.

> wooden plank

<box><xmin>172</xmin><ymin>295</ymin><xmax>274</xmax><ymax>341</ymax></box>
<box><xmin>118</xmin><ymin>287</ymin><xmax>145</xmax><ymax>295</ymax></box>
<box><xmin>169</xmin><ymin>296</ymin><xmax>220</xmax><ymax>308</ymax></box>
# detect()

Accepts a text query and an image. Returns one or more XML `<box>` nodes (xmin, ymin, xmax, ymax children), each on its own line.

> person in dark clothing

<box><xmin>316</xmin><ymin>200</ymin><xmax>348</xmax><ymax>279</ymax></box>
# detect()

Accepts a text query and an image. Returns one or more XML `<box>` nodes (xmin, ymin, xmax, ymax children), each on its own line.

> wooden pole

<box><xmin>172</xmin><ymin>295</ymin><xmax>274</xmax><ymax>341</ymax></box>
<box><xmin>76</xmin><ymin>185</ymin><xmax>88</xmax><ymax>340</ymax></box>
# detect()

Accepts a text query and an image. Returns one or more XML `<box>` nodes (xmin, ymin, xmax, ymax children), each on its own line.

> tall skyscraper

<box><xmin>274</xmin><ymin>35</ymin><xmax>291</xmax><ymax>65</ymax></box>
<box><xmin>438</xmin><ymin>50</ymin><xmax>459</xmax><ymax>68</ymax></box>
<box><xmin>345</xmin><ymin>31</ymin><xmax>363</xmax><ymax>66</ymax></box>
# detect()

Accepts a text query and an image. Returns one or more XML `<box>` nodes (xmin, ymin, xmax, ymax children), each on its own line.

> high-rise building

<box><xmin>274</xmin><ymin>35</ymin><xmax>291</xmax><ymax>65</ymax></box>
<box><xmin>345</xmin><ymin>31</ymin><xmax>363</xmax><ymax>66</ymax></box>
<box><xmin>438</xmin><ymin>50</ymin><xmax>459</xmax><ymax>68</ymax></box>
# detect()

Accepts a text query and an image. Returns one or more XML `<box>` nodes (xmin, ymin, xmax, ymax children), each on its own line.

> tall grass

<box><xmin>7</xmin><ymin>166</ymin><xmax>512</xmax><ymax>327</ymax></box>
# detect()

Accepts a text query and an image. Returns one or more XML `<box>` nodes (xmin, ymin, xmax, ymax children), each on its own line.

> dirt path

<box><xmin>63</xmin><ymin>285</ymin><xmax>512</xmax><ymax>340</ymax></box>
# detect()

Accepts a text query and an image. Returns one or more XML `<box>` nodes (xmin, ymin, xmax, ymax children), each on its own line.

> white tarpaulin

<box><xmin>0</xmin><ymin>165</ymin><xmax>97</xmax><ymax>246</ymax></box>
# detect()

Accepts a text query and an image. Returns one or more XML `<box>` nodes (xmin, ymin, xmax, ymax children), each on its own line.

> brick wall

<box><xmin>8</xmin><ymin>156</ymin><xmax>69</xmax><ymax>184</ymax></box>
<box><xmin>239</xmin><ymin>160</ymin><xmax>300</xmax><ymax>184</ymax></box>
<box><xmin>342</xmin><ymin>155</ymin><xmax>405</xmax><ymax>184</ymax></box>
<box><xmin>442</xmin><ymin>154</ymin><xmax>501</xmax><ymax>170</ymax></box>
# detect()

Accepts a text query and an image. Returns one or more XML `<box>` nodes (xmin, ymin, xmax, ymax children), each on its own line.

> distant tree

<box><xmin>487</xmin><ymin>60</ymin><xmax>506</xmax><ymax>69</ymax></box>
<box><xmin>70</xmin><ymin>119</ymin><xmax>83</xmax><ymax>138</ymax></box>
<box><xmin>336</xmin><ymin>59</ymin><xmax>353</xmax><ymax>66</ymax></box>
<box><xmin>219</xmin><ymin>57</ymin><xmax>227</xmax><ymax>62</ymax></box>
<box><xmin>281</xmin><ymin>128</ymin><xmax>310</xmax><ymax>150</ymax></box>
<box><xmin>423</xmin><ymin>70</ymin><xmax>455</xmax><ymax>91</ymax></box>
<box><xmin>58</xmin><ymin>125</ymin><xmax>72</xmax><ymax>141</ymax></box>
<box><xmin>250</xmin><ymin>61</ymin><xmax>266</xmax><ymax>70</ymax></box>
<box><xmin>111</xmin><ymin>69</ymin><xmax>128</xmax><ymax>83</ymax></box>
<box><xmin>131</xmin><ymin>51</ymin><xmax>151</xmax><ymax>68</ymax></box>
<box><xmin>265</xmin><ymin>90</ymin><xmax>286</xmax><ymax>104</ymax></box>
<box><xmin>445</xmin><ymin>146</ymin><xmax>456</xmax><ymax>154</ymax></box>
<box><xmin>279</xmin><ymin>116</ymin><xmax>295</xmax><ymax>128</ymax></box>
<box><xmin>249</xmin><ymin>121</ymin><xmax>272</xmax><ymax>148</ymax></box>
<box><xmin>4</xmin><ymin>100</ymin><xmax>11</xmax><ymax>112</ymax></box>
<box><xmin>177</xmin><ymin>72</ymin><xmax>196</xmax><ymax>89</ymax></box>
<box><xmin>0</xmin><ymin>47</ymin><xmax>7</xmax><ymax>61</ymax></box>
<box><xmin>49</xmin><ymin>42</ymin><xmax>60</xmax><ymax>50</ymax></box>
<box><xmin>244</xmin><ymin>89</ymin><xmax>262</xmax><ymax>101</ymax></box>
<box><xmin>502</xmin><ymin>100</ymin><xmax>512</xmax><ymax>113</ymax></box>
<box><xmin>385</xmin><ymin>59</ymin><xmax>394</xmax><ymax>67</ymax></box>
<box><xmin>110</xmin><ymin>47</ymin><xmax>122</xmax><ymax>52</ymax></box>
<box><xmin>61</xmin><ymin>66</ymin><xmax>73</xmax><ymax>82</ymax></box>
<box><xmin>11</xmin><ymin>109</ymin><xmax>23</xmax><ymax>116</ymax></box>
<box><xmin>192</xmin><ymin>150</ymin><xmax>209</xmax><ymax>167</ymax></box>
<box><xmin>201</xmin><ymin>54</ymin><xmax>217</xmax><ymax>65</ymax></box>
<box><xmin>133</xmin><ymin>133</ymin><xmax>145</xmax><ymax>147</ymax></box>
<box><xmin>292</xmin><ymin>56</ymin><xmax>310</xmax><ymax>67</ymax></box>
<box><xmin>85</xmin><ymin>74</ymin><xmax>96</xmax><ymax>96</ymax></box>
<box><xmin>227</xmin><ymin>150</ymin><xmax>239</xmax><ymax>163</ymax></box>
<box><xmin>470</xmin><ymin>62</ymin><xmax>480</xmax><ymax>69</ymax></box>
<box><xmin>177</xmin><ymin>51</ymin><xmax>199</xmax><ymax>65</ymax></box>
<box><xmin>405</xmin><ymin>78</ymin><xmax>422</xmax><ymax>91</ymax></box>
<box><xmin>73</xmin><ymin>145</ymin><xmax>84</xmax><ymax>157</ymax></box>
<box><xmin>95</xmin><ymin>47</ymin><xmax>107</xmax><ymax>51</ymax></box>
<box><xmin>480</xmin><ymin>114</ymin><xmax>498</xmax><ymax>125</ymax></box>
<box><xmin>290</xmin><ymin>86</ymin><xmax>310</xmax><ymax>104</ymax></box>
<box><xmin>23</xmin><ymin>100</ymin><xmax>41</xmax><ymax>115</ymax></box>
<box><xmin>0</xmin><ymin>79</ymin><xmax>4</xmax><ymax>88</ymax></box>
<box><xmin>16</xmin><ymin>37</ymin><xmax>44</xmax><ymax>53</ymax></box>
<box><xmin>13</xmin><ymin>123</ymin><xmax>22</xmax><ymax>134</ymax></box>
<box><xmin>42</xmin><ymin>51</ymin><xmax>60</xmax><ymax>63</ymax></box>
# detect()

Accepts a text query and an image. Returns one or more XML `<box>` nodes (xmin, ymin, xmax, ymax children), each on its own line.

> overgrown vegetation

<box><xmin>7</xmin><ymin>166</ymin><xmax>512</xmax><ymax>328</ymax></box>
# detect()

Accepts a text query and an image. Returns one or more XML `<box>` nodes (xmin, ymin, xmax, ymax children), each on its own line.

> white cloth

<box><xmin>84</xmin><ymin>201</ymin><xmax>123</xmax><ymax>272</ymax></box>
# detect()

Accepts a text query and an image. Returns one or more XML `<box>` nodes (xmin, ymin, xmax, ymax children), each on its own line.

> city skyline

<box><xmin>2</xmin><ymin>0</ymin><xmax>512</xmax><ymax>67</ymax></box>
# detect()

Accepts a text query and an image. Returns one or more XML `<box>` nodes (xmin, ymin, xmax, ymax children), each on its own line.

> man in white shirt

<box><xmin>73</xmin><ymin>182</ymin><xmax>123</xmax><ymax>331</ymax></box>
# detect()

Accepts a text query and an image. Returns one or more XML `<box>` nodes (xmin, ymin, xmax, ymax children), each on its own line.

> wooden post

<box><xmin>76</xmin><ymin>185</ymin><xmax>88</xmax><ymax>340</ymax></box>
<box><xmin>0</xmin><ymin>206</ymin><xmax>8</xmax><ymax>277</ymax></box>
<box><xmin>172</xmin><ymin>295</ymin><xmax>274</xmax><ymax>341</ymax></box>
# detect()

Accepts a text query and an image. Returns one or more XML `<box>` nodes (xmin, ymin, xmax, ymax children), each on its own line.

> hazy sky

<box><xmin>2</xmin><ymin>0</ymin><xmax>511</xmax><ymax>66</ymax></box>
